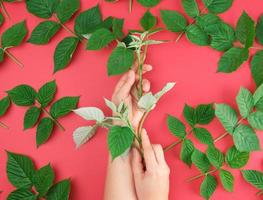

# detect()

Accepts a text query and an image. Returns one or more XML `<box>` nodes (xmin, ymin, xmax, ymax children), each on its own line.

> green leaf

<box><xmin>248</xmin><ymin>111</ymin><xmax>263</xmax><ymax>130</ymax></box>
<box><xmin>56</xmin><ymin>0</ymin><xmax>80</xmax><ymax>23</ymax></box>
<box><xmin>236</xmin><ymin>11</ymin><xmax>255</xmax><ymax>48</ymax></box>
<box><xmin>193</xmin><ymin>127</ymin><xmax>213</xmax><ymax>145</ymax></box>
<box><xmin>112</xmin><ymin>18</ymin><xmax>124</xmax><ymax>39</ymax></box>
<box><xmin>206</xmin><ymin>145</ymin><xmax>224</xmax><ymax>168</ymax></box>
<box><xmin>28</xmin><ymin>21</ymin><xmax>60</xmax><ymax>45</ymax></box>
<box><xmin>236</xmin><ymin>87</ymin><xmax>254</xmax><ymax>118</ymax></box>
<box><xmin>103</xmin><ymin>16</ymin><xmax>113</xmax><ymax>30</ymax></box>
<box><xmin>253</xmin><ymin>83</ymin><xmax>263</xmax><ymax>110</ymax></box>
<box><xmin>200</xmin><ymin>174</ymin><xmax>217</xmax><ymax>200</ymax></box>
<box><xmin>33</xmin><ymin>164</ymin><xmax>55</xmax><ymax>197</ymax></box>
<box><xmin>7</xmin><ymin>85</ymin><xmax>36</xmax><ymax>106</ymax></box>
<box><xmin>251</xmin><ymin>50</ymin><xmax>263</xmax><ymax>87</ymax></box>
<box><xmin>107</xmin><ymin>126</ymin><xmax>134</xmax><ymax>160</ymax></box>
<box><xmin>202</xmin><ymin>0</ymin><xmax>233</xmax><ymax>14</ymax></box>
<box><xmin>6</xmin><ymin>151</ymin><xmax>35</xmax><ymax>189</ymax></box>
<box><xmin>107</xmin><ymin>46</ymin><xmax>134</xmax><ymax>76</ymax></box>
<box><xmin>160</xmin><ymin>10</ymin><xmax>188</xmax><ymax>32</ymax></box>
<box><xmin>180</xmin><ymin>139</ymin><xmax>195</xmax><ymax>167</ymax></box>
<box><xmin>0</xmin><ymin>96</ymin><xmax>10</xmax><ymax>116</ymax></box>
<box><xmin>233</xmin><ymin>124</ymin><xmax>260</xmax><ymax>152</ymax></box>
<box><xmin>196</xmin><ymin>13</ymin><xmax>221</xmax><ymax>33</ymax></box>
<box><xmin>167</xmin><ymin>115</ymin><xmax>186</xmax><ymax>139</ymax></box>
<box><xmin>191</xmin><ymin>149</ymin><xmax>211</xmax><ymax>173</ymax></box>
<box><xmin>87</xmin><ymin>28</ymin><xmax>115</xmax><ymax>50</ymax></box>
<box><xmin>46</xmin><ymin>179</ymin><xmax>71</xmax><ymax>200</ymax></box>
<box><xmin>54</xmin><ymin>37</ymin><xmax>79</xmax><ymax>73</ymax></box>
<box><xmin>219</xmin><ymin>169</ymin><xmax>234</xmax><ymax>192</ymax></box>
<box><xmin>215</xmin><ymin>104</ymin><xmax>238</xmax><ymax>134</ymax></box>
<box><xmin>182</xmin><ymin>0</ymin><xmax>199</xmax><ymax>18</ymax></box>
<box><xmin>241</xmin><ymin>170</ymin><xmax>263</xmax><ymax>190</ymax></box>
<box><xmin>186</xmin><ymin>24</ymin><xmax>209</xmax><ymax>46</ymax></box>
<box><xmin>195</xmin><ymin>104</ymin><xmax>215</xmax><ymax>125</ymax></box>
<box><xmin>26</xmin><ymin>0</ymin><xmax>58</xmax><ymax>19</ymax></box>
<box><xmin>7</xmin><ymin>189</ymin><xmax>37</xmax><ymax>200</ymax></box>
<box><xmin>37</xmin><ymin>80</ymin><xmax>57</xmax><ymax>108</ymax></box>
<box><xmin>74</xmin><ymin>5</ymin><xmax>102</xmax><ymax>35</ymax></box>
<box><xmin>2</xmin><ymin>21</ymin><xmax>27</xmax><ymax>48</ymax></box>
<box><xmin>50</xmin><ymin>96</ymin><xmax>79</xmax><ymax>119</ymax></box>
<box><xmin>218</xmin><ymin>47</ymin><xmax>249</xmax><ymax>73</ymax></box>
<box><xmin>256</xmin><ymin>15</ymin><xmax>263</xmax><ymax>45</ymax></box>
<box><xmin>140</xmin><ymin>10</ymin><xmax>157</xmax><ymax>31</ymax></box>
<box><xmin>0</xmin><ymin>12</ymin><xmax>4</xmax><ymax>26</ymax></box>
<box><xmin>0</xmin><ymin>48</ymin><xmax>4</xmax><ymax>62</ymax></box>
<box><xmin>23</xmin><ymin>106</ymin><xmax>41</xmax><ymax>130</ymax></box>
<box><xmin>36</xmin><ymin>117</ymin><xmax>54</xmax><ymax>147</ymax></box>
<box><xmin>137</xmin><ymin>0</ymin><xmax>160</xmax><ymax>7</ymax></box>
<box><xmin>226</xmin><ymin>146</ymin><xmax>249</xmax><ymax>169</ymax></box>
<box><xmin>183</xmin><ymin>104</ymin><xmax>196</xmax><ymax>127</ymax></box>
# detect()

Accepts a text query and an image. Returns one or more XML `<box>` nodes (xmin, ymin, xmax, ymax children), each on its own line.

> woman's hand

<box><xmin>132</xmin><ymin>129</ymin><xmax>170</xmax><ymax>200</ymax></box>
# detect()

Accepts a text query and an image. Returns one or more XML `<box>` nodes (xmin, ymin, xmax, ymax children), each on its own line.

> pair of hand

<box><xmin>104</xmin><ymin>65</ymin><xmax>170</xmax><ymax>200</ymax></box>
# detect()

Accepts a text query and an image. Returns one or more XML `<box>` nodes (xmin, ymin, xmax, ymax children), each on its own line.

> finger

<box><xmin>132</xmin><ymin>148</ymin><xmax>144</xmax><ymax>178</ymax></box>
<box><xmin>141</xmin><ymin>129</ymin><xmax>157</xmax><ymax>169</ymax></box>
<box><xmin>142</xmin><ymin>79</ymin><xmax>151</xmax><ymax>93</ymax></box>
<box><xmin>113</xmin><ymin>72</ymin><xmax>130</xmax><ymax>96</ymax></box>
<box><xmin>152</xmin><ymin>144</ymin><xmax>166</xmax><ymax>165</ymax></box>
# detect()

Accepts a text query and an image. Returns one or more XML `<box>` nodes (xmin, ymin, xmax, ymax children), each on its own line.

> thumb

<box><xmin>132</xmin><ymin>148</ymin><xmax>143</xmax><ymax>179</ymax></box>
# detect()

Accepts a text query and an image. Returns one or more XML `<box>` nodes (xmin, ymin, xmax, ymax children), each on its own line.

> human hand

<box><xmin>132</xmin><ymin>129</ymin><xmax>170</xmax><ymax>200</ymax></box>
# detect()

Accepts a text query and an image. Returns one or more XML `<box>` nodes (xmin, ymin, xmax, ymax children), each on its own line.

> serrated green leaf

<box><xmin>202</xmin><ymin>0</ymin><xmax>233</xmax><ymax>14</ymax></box>
<box><xmin>50</xmin><ymin>96</ymin><xmax>79</xmax><ymax>119</ymax></box>
<box><xmin>56</xmin><ymin>0</ymin><xmax>80</xmax><ymax>24</ymax></box>
<box><xmin>6</xmin><ymin>151</ymin><xmax>35</xmax><ymax>189</ymax></box>
<box><xmin>236</xmin><ymin>87</ymin><xmax>254</xmax><ymax>118</ymax></box>
<box><xmin>167</xmin><ymin>115</ymin><xmax>186</xmax><ymax>139</ymax></box>
<box><xmin>236</xmin><ymin>11</ymin><xmax>255</xmax><ymax>48</ymax></box>
<box><xmin>160</xmin><ymin>10</ymin><xmax>187</xmax><ymax>32</ymax></box>
<box><xmin>241</xmin><ymin>170</ymin><xmax>263</xmax><ymax>190</ymax></box>
<box><xmin>226</xmin><ymin>146</ymin><xmax>249</xmax><ymax>169</ymax></box>
<box><xmin>103</xmin><ymin>16</ymin><xmax>113</xmax><ymax>30</ymax></box>
<box><xmin>108</xmin><ymin>126</ymin><xmax>134</xmax><ymax>160</ymax></box>
<box><xmin>54</xmin><ymin>37</ymin><xmax>79</xmax><ymax>73</ymax></box>
<box><xmin>0</xmin><ymin>48</ymin><xmax>4</xmax><ymax>62</ymax></box>
<box><xmin>180</xmin><ymin>139</ymin><xmax>195</xmax><ymax>167</ymax></box>
<box><xmin>191</xmin><ymin>149</ymin><xmax>211</xmax><ymax>173</ymax></box>
<box><xmin>183</xmin><ymin>104</ymin><xmax>196</xmax><ymax>127</ymax></box>
<box><xmin>248</xmin><ymin>111</ymin><xmax>263</xmax><ymax>130</ymax></box>
<box><xmin>251</xmin><ymin>50</ymin><xmax>263</xmax><ymax>87</ymax></box>
<box><xmin>112</xmin><ymin>18</ymin><xmax>124</xmax><ymax>39</ymax></box>
<box><xmin>0</xmin><ymin>12</ymin><xmax>4</xmax><ymax>26</ymax></box>
<box><xmin>253</xmin><ymin>83</ymin><xmax>263</xmax><ymax>111</ymax></box>
<box><xmin>256</xmin><ymin>15</ymin><xmax>263</xmax><ymax>45</ymax></box>
<box><xmin>193</xmin><ymin>127</ymin><xmax>214</xmax><ymax>145</ymax></box>
<box><xmin>37</xmin><ymin>80</ymin><xmax>57</xmax><ymax>108</ymax></box>
<box><xmin>186</xmin><ymin>24</ymin><xmax>209</xmax><ymax>46</ymax></box>
<box><xmin>233</xmin><ymin>124</ymin><xmax>260</xmax><ymax>152</ymax></box>
<box><xmin>33</xmin><ymin>164</ymin><xmax>55</xmax><ymax>197</ymax></box>
<box><xmin>28</xmin><ymin>21</ymin><xmax>60</xmax><ymax>45</ymax></box>
<box><xmin>200</xmin><ymin>174</ymin><xmax>217</xmax><ymax>200</ymax></box>
<box><xmin>26</xmin><ymin>0</ymin><xmax>58</xmax><ymax>19</ymax></box>
<box><xmin>195</xmin><ymin>104</ymin><xmax>215</xmax><ymax>125</ymax></box>
<box><xmin>219</xmin><ymin>169</ymin><xmax>234</xmax><ymax>192</ymax></box>
<box><xmin>7</xmin><ymin>85</ymin><xmax>36</xmax><ymax>106</ymax></box>
<box><xmin>46</xmin><ymin>179</ymin><xmax>71</xmax><ymax>200</ymax></box>
<box><xmin>36</xmin><ymin>117</ymin><xmax>54</xmax><ymax>147</ymax></box>
<box><xmin>2</xmin><ymin>21</ymin><xmax>27</xmax><ymax>48</ymax></box>
<box><xmin>107</xmin><ymin>46</ymin><xmax>134</xmax><ymax>76</ymax></box>
<box><xmin>73</xmin><ymin>107</ymin><xmax>105</xmax><ymax>122</ymax></box>
<box><xmin>206</xmin><ymin>145</ymin><xmax>224</xmax><ymax>168</ymax></box>
<box><xmin>0</xmin><ymin>96</ymin><xmax>10</xmax><ymax>116</ymax></box>
<box><xmin>7</xmin><ymin>189</ymin><xmax>36</xmax><ymax>200</ymax></box>
<box><xmin>182</xmin><ymin>0</ymin><xmax>199</xmax><ymax>18</ymax></box>
<box><xmin>23</xmin><ymin>106</ymin><xmax>41</xmax><ymax>130</ymax></box>
<box><xmin>140</xmin><ymin>10</ymin><xmax>157</xmax><ymax>31</ymax></box>
<box><xmin>137</xmin><ymin>0</ymin><xmax>160</xmax><ymax>7</ymax></box>
<box><xmin>74</xmin><ymin>5</ymin><xmax>102</xmax><ymax>35</ymax></box>
<box><xmin>218</xmin><ymin>47</ymin><xmax>249</xmax><ymax>73</ymax></box>
<box><xmin>87</xmin><ymin>28</ymin><xmax>115</xmax><ymax>50</ymax></box>
<box><xmin>196</xmin><ymin>13</ymin><xmax>221</xmax><ymax>33</ymax></box>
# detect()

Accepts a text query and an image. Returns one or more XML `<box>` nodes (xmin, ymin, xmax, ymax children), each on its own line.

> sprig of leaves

<box><xmin>6</xmin><ymin>151</ymin><xmax>71</xmax><ymax>200</ymax></box>
<box><xmin>6</xmin><ymin>80</ymin><xmax>79</xmax><ymax>147</ymax></box>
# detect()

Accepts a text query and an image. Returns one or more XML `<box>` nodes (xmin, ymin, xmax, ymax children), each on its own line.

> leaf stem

<box><xmin>0</xmin><ymin>0</ymin><xmax>10</xmax><ymax>19</ymax></box>
<box><xmin>187</xmin><ymin>168</ymin><xmax>218</xmax><ymax>183</ymax></box>
<box><xmin>41</xmin><ymin>108</ymin><xmax>65</xmax><ymax>131</ymax></box>
<box><xmin>129</xmin><ymin>0</ymin><xmax>133</xmax><ymax>13</ymax></box>
<box><xmin>137</xmin><ymin>111</ymin><xmax>150</xmax><ymax>137</ymax></box>
<box><xmin>250</xmin><ymin>46</ymin><xmax>263</xmax><ymax>50</ymax></box>
<box><xmin>0</xmin><ymin>121</ymin><xmax>8</xmax><ymax>129</ymax></box>
<box><xmin>4</xmin><ymin>49</ymin><xmax>23</xmax><ymax>68</ymax></box>
<box><xmin>256</xmin><ymin>190</ymin><xmax>263</xmax><ymax>196</ymax></box>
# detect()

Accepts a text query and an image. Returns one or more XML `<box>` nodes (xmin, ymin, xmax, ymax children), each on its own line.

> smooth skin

<box><xmin>104</xmin><ymin>64</ymin><xmax>170</xmax><ymax>200</ymax></box>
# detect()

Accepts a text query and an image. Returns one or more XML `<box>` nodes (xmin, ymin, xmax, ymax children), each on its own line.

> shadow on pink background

<box><xmin>0</xmin><ymin>0</ymin><xmax>262</xmax><ymax>199</ymax></box>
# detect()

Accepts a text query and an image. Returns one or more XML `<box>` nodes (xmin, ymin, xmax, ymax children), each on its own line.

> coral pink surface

<box><xmin>0</xmin><ymin>0</ymin><xmax>263</xmax><ymax>199</ymax></box>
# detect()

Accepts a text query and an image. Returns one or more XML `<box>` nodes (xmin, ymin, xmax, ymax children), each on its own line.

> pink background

<box><xmin>0</xmin><ymin>0</ymin><xmax>263</xmax><ymax>199</ymax></box>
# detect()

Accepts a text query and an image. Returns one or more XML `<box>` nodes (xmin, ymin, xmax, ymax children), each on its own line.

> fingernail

<box><xmin>145</xmin><ymin>64</ymin><xmax>152</xmax><ymax>71</ymax></box>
